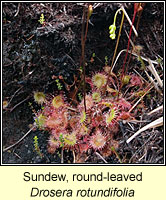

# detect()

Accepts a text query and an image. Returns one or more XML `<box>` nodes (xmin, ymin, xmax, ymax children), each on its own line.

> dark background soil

<box><xmin>2</xmin><ymin>2</ymin><xmax>164</xmax><ymax>164</ymax></box>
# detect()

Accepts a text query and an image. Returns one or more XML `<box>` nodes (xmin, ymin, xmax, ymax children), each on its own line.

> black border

<box><xmin>1</xmin><ymin>0</ymin><xmax>165</xmax><ymax>166</ymax></box>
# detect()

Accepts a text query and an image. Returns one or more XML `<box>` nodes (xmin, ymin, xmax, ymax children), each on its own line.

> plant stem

<box><xmin>104</xmin><ymin>11</ymin><xmax>124</xmax><ymax>93</ymax></box>
<box><xmin>121</xmin><ymin>9</ymin><xmax>137</xmax><ymax>84</ymax></box>
<box><xmin>81</xmin><ymin>7</ymin><xmax>86</xmax><ymax>112</ymax></box>
<box><xmin>125</xmin><ymin>6</ymin><xmax>143</xmax><ymax>72</ymax></box>
<box><xmin>80</xmin><ymin>5</ymin><xmax>91</xmax><ymax>112</ymax></box>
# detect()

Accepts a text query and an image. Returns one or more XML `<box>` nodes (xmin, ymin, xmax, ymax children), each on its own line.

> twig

<box><xmin>129</xmin><ymin>131</ymin><xmax>155</xmax><ymax>163</ymax></box>
<box><xmin>66</xmin><ymin>106</ymin><xmax>77</xmax><ymax>112</ymax></box>
<box><xmin>128</xmin><ymin>85</ymin><xmax>153</xmax><ymax>113</ymax></box>
<box><xmin>26</xmin><ymin>34</ymin><xmax>34</xmax><ymax>41</ymax></box>
<box><xmin>10</xmin><ymin>96</ymin><xmax>30</xmax><ymax>112</ymax></box>
<box><xmin>127</xmin><ymin>122</ymin><xmax>135</xmax><ymax>131</ymax></box>
<box><xmin>6</xmin><ymin>86</ymin><xmax>23</xmax><ymax>108</ymax></box>
<box><xmin>138</xmin><ymin>152</ymin><xmax>147</xmax><ymax>162</ymax></box>
<box><xmin>111</xmin><ymin>49</ymin><xmax>158</xmax><ymax>72</ymax></box>
<box><xmin>13</xmin><ymin>152</ymin><xmax>22</xmax><ymax>159</ymax></box>
<box><xmin>73</xmin><ymin>150</ymin><xmax>76</xmax><ymax>163</ymax></box>
<box><xmin>95</xmin><ymin>152</ymin><xmax>108</xmax><ymax>163</ymax></box>
<box><xmin>14</xmin><ymin>3</ymin><xmax>20</xmax><ymax>17</ymax></box>
<box><xmin>124</xmin><ymin>30</ymin><xmax>135</xmax><ymax>48</ymax></box>
<box><xmin>147</xmin><ymin>58</ymin><xmax>163</xmax><ymax>88</ymax></box>
<box><xmin>127</xmin><ymin>117</ymin><xmax>163</xmax><ymax>144</ymax></box>
<box><xmin>147</xmin><ymin>105</ymin><xmax>163</xmax><ymax>116</ymax></box>
<box><xmin>121</xmin><ymin>6</ymin><xmax>138</xmax><ymax>37</ymax></box>
<box><xmin>3</xmin><ymin>125</ymin><xmax>35</xmax><ymax>152</ymax></box>
<box><xmin>93</xmin><ymin>3</ymin><xmax>101</xmax><ymax>9</ymax></box>
<box><xmin>133</xmin><ymin>69</ymin><xmax>149</xmax><ymax>84</ymax></box>
<box><xmin>144</xmin><ymin>70</ymin><xmax>162</xmax><ymax>94</ymax></box>
<box><xmin>125</xmin><ymin>120</ymin><xmax>150</xmax><ymax>124</ymax></box>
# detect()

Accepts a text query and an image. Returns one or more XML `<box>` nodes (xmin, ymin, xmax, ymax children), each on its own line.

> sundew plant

<box><xmin>33</xmin><ymin>68</ymin><xmax>145</xmax><ymax>162</ymax></box>
<box><xmin>32</xmin><ymin>3</ymin><xmax>163</xmax><ymax>163</ymax></box>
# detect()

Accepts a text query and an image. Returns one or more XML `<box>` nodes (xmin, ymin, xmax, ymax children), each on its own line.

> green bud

<box><xmin>110</xmin><ymin>33</ymin><xmax>116</xmax><ymax>40</ymax></box>
<box><xmin>109</xmin><ymin>24</ymin><xmax>116</xmax><ymax>34</ymax></box>
<box><xmin>122</xmin><ymin>75</ymin><xmax>131</xmax><ymax>85</ymax></box>
<box><xmin>88</xmin><ymin>5</ymin><xmax>93</xmax><ymax>18</ymax></box>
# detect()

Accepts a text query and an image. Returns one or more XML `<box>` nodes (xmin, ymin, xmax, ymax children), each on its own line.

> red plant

<box><xmin>121</xmin><ymin>3</ymin><xmax>143</xmax><ymax>84</ymax></box>
<box><xmin>33</xmin><ymin>69</ymin><xmax>143</xmax><ymax>161</ymax></box>
<box><xmin>89</xmin><ymin>129</ymin><xmax>107</xmax><ymax>150</ymax></box>
<box><xmin>129</xmin><ymin>74</ymin><xmax>143</xmax><ymax>87</ymax></box>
